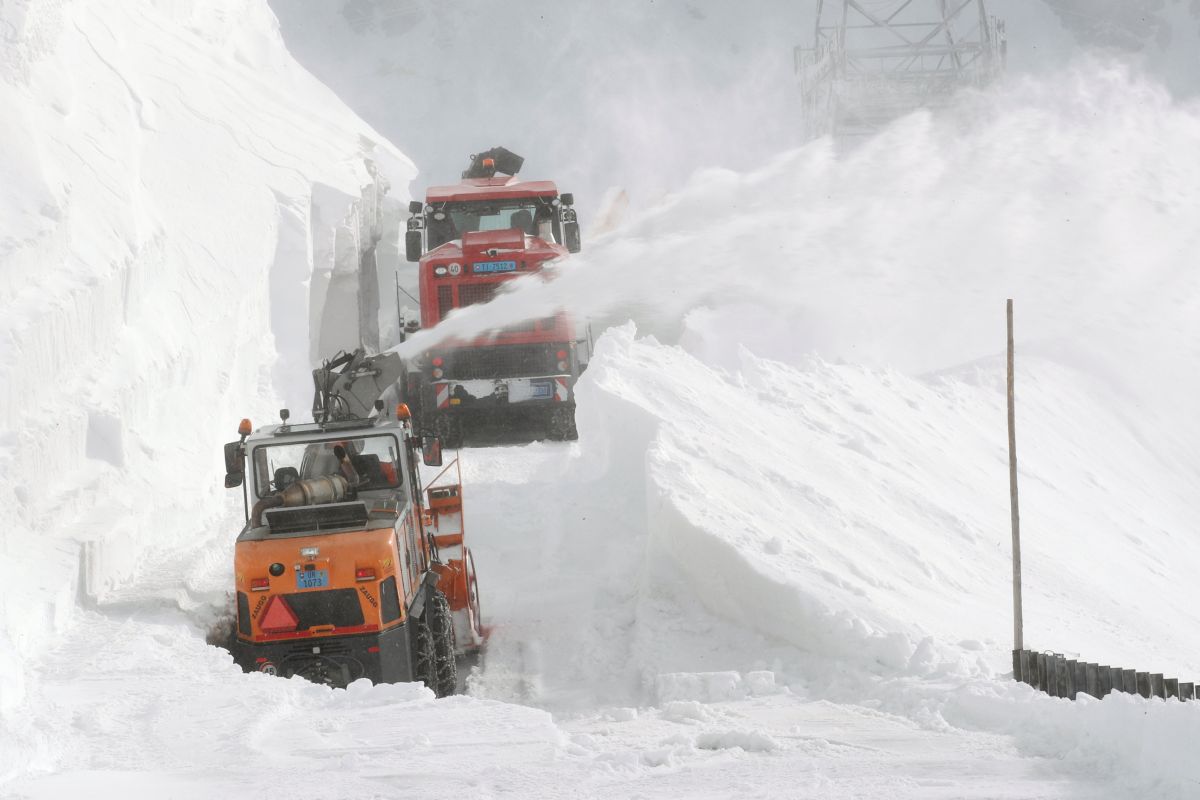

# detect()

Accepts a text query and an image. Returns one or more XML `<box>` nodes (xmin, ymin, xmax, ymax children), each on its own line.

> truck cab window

<box><xmin>434</xmin><ymin>199</ymin><xmax>560</xmax><ymax>242</ymax></box>
<box><xmin>251</xmin><ymin>435</ymin><xmax>403</xmax><ymax>497</ymax></box>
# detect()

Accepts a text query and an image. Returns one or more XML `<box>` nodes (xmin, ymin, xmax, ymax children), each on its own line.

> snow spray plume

<box><xmin>395</xmin><ymin>62</ymin><xmax>1200</xmax><ymax>444</ymax></box>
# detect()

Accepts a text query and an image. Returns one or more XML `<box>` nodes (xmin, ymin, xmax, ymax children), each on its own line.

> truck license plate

<box><xmin>473</xmin><ymin>260</ymin><xmax>517</xmax><ymax>274</ymax></box>
<box><xmin>530</xmin><ymin>381</ymin><xmax>553</xmax><ymax>399</ymax></box>
<box><xmin>297</xmin><ymin>569</ymin><xmax>328</xmax><ymax>589</ymax></box>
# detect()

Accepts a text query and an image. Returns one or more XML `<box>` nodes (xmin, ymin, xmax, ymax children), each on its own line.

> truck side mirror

<box><xmin>422</xmin><ymin>436</ymin><xmax>444</xmax><ymax>467</ymax></box>
<box><xmin>408</xmin><ymin>200</ymin><xmax>423</xmax><ymax>215</ymax></box>
<box><xmin>223</xmin><ymin>441</ymin><xmax>245</xmax><ymax>488</ymax></box>
<box><xmin>406</xmin><ymin>229</ymin><xmax>423</xmax><ymax>262</ymax></box>
<box><xmin>564</xmin><ymin>221</ymin><xmax>581</xmax><ymax>253</ymax></box>
<box><xmin>560</xmin><ymin>193</ymin><xmax>574</xmax><ymax>206</ymax></box>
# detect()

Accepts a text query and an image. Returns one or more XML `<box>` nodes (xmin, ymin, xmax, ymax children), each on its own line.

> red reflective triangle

<box><xmin>260</xmin><ymin>595</ymin><xmax>299</xmax><ymax>633</ymax></box>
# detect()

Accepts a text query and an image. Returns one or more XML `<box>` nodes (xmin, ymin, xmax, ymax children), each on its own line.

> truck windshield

<box><xmin>252</xmin><ymin>434</ymin><xmax>403</xmax><ymax>498</ymax></box>
<box><xmin>427</xmin><ymin>198</ymin><xmax>560</xmax><ymax>249</ymax></box>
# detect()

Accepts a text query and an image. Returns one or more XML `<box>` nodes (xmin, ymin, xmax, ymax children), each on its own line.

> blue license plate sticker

<box><xmin>530</xmin><ymin>381</ymin><xmax>553</xmax><ymax>399</ymax></box>
<box><xmin>473</xmin><ymin>260</ymin><xmax>517</xmax><ymax>274</ymax></box>
<box><xmin>297</xmin><ymin>569</ymin><xmax>329</xmax><ymax>589</ymax></box>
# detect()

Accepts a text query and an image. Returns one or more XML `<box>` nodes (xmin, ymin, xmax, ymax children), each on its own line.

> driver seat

<box><xmin>274</xmin><ymin>466</ymin><xmax>300</xmax><ymax>492</ymax></box>
<box><xmin>510</xmin><ymin>209</ymin><xmax>535</xmax><ymax>236</ymax></box>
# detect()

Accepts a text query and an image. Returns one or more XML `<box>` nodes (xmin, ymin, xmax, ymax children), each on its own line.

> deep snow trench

<box><xmin>4</xmin><ymin>1</ymin><xmax>1200</xmax><ymax>798</ymax></box>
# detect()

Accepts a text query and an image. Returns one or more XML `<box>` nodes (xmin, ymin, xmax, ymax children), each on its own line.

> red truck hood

<box><xmin>432</xmin><ymin>230</ymin><xmax>566</xmax><ymax>263</ymax></box>
<box><xmin>461</xmin><ymin>229</ymin><xmax>526</xmax><ymax>260</ymax></box>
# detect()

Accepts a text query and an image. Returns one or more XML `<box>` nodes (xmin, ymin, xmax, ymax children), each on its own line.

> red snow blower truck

<box><xmin>401</xmin><ymin>147</ymin><xmax>591</xmax><ymax>447</ymax></box>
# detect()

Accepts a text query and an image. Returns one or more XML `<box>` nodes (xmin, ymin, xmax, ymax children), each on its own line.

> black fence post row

<box><xmin>1056</xmin><ymin>658</ymin><xmax>1072</xmax><ymax>699</ymax></box>
<box><xmin>1072</xmin><ymin>662</ymin><xmax>1087</xmax><ymax>699</ymax></box>
<box><xmin>1014</xmin><ymin>651</ymin><xmax>1193</xmax><ymax>703</ymax></box>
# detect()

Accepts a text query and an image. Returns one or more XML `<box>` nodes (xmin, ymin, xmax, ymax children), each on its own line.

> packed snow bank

<box><xmin>461</xmin><ymin>315</ymin><xmax>1200</xmax><ymax>797</ymax></box>
<box><xmin>0</xmin><ymin>0</ymin><xmax>412</xmax><ymax>716</ymax></box>
<box><xmin>2</xmin><ymin>604</ymin><xmax>565</xmax><ymax>796</ymax></box>
<box><xmin>470</xmin><ymin>321</ymin><xmax>1200</xmax><ymax>697</ymax></box>
<box><xmin>942</xmin><ymin>681</ymin><xmax>1200</xmax><ymax>798</ymax></box>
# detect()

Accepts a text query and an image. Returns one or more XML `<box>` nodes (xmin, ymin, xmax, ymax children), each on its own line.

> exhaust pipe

<box><xmin>251</xmin><ymin>475</ymin><xmax>351</xmax><ymax>527</ymax></box>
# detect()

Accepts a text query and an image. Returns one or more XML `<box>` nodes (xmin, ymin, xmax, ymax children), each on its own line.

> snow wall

<box><xmin>0</xmin><ymin>0</ymin><xmax>413</xmax><ymax>710</ymax></box>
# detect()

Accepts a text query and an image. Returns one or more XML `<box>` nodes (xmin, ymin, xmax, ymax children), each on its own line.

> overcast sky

<box><xmin>270</xmin><ymin>0</ymin><xmax>1200</xmax><ymax>216</ymax></box>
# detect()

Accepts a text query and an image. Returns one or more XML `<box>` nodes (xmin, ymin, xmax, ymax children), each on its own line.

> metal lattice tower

<box><xmin>796</xmin><ymin>0</ymin><xmax>1006</xmax><ymax>139</ymax></box>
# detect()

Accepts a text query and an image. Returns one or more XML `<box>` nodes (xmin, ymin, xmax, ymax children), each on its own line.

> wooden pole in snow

<box><xmin>1007</xmin><ymin>299</ymin><xmax>1024</xmax><ymax>656</ymax></box>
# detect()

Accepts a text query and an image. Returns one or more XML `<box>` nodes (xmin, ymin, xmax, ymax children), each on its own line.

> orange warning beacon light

<box><xmin>238</xmin><ymin>418</ymin><xmax>252</xmax><ymax>437</ymax></box>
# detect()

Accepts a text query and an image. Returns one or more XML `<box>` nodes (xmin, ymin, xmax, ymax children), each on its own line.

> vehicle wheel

<box><xmin>435</xmin><ymin>414</ymin><xmax>464</xmax><ymax>449</ymax></box>
<box><xmin>547</xmin><ymin>407</ymin><xmax>578</xmax><ymax>441</ymax></box>
<box><xmin>410</xmin><ymin>609</ymin><xmax>436</xmax><ymax>692</ymax></box>
<box><xmin>428</xmin><ymin>589</ymin><xmax>458</xmax><ymax>697</ymax></box>
<box><xmin>466</xmin><ymin>550</ymin><xmax>484</xmax><ymax>643</ymax></box>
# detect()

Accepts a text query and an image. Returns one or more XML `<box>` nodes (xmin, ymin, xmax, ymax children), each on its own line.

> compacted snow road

<box><xmin>1</xmin><ymin>433</ymin><xmax>1107</xmax><ymax>800</ymax></box>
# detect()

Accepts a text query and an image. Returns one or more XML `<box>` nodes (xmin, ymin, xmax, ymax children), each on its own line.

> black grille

<box><xmin>281</xmin><ymin>589</ymin><xmax>365</xmax><ymax>629</ymax></box>
<box><xmin>265</xmin><ymin>502</ymin><xmax>369</xmax><ymax>535</ymax></box>
<box><xmin>446</xmin><ymin>344</ymin><xmax>560</xmax><ymax>380</ymax></box>
<box><xmin>458</xmin><ymin>283</ymin><xmax>497</xmax><ymax>307</ymax></box>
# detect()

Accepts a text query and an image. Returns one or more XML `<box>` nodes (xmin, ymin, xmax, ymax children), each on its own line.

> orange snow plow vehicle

<box><xmin>222</xmin><ymin>349</ymin><xmax>483</xmax><ymax>693</ymax></box>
